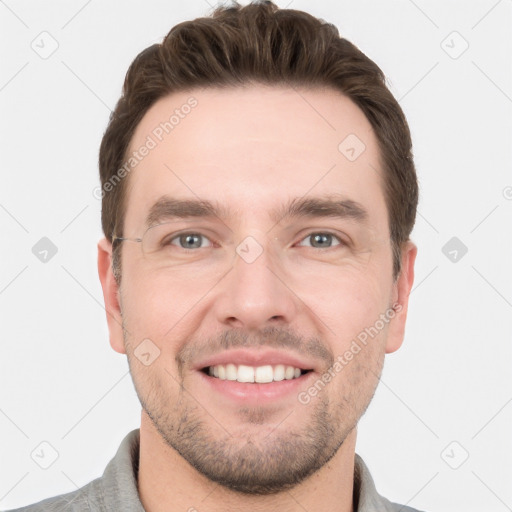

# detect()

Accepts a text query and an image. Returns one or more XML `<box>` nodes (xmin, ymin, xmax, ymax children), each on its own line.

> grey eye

<box><xmin>311</xmin><ymin>233</ymin><xmax>332</xmax><ymax>248</ymax></box>
<box><xmin>172</xmin><ymin>233</ymin><xmax>207</xmax><ymax>249</ymax></box>
<box><xmin>300</xmin><ymin>233</ymin><xmax>342</xmax><ymax>249</ymax></box>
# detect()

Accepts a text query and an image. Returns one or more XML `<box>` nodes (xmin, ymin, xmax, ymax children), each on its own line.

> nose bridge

<box><xmin>214</xmin><ymin>233</ymin><xmax>297</xmax><ymax>329</ymax></box>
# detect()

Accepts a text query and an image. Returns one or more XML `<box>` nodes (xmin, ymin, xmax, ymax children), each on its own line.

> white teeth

<box><xmin>255</xmin><ymin>365</ymin><xmax>273</xmax><ymax>383</ymax></box>
<box><xmin>225</xmin><ymin>363</ymin><xmax>237</xmax><ymax>381</ymax></box>
<box><xmin>207</xmin><ymin>363</ymin><xmax>306</xmax><ymax>383</ymax></box>
<box><xmin>273</xmin><ymin>364</ymin><xmax>285</xmax><ymax>381</ymax></box>
<box><xmin>237</xmin><ymin>365</ymin><xmax>255</xmax><ymax>383</ymax></box>
<box><xmin>284</xmin><ymin>366</ymin><xmax>295</xmax><ymax>380</ymax></box>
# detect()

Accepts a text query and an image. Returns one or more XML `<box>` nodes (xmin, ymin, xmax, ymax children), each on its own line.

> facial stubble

<box><xmin>122</xmin><ymin>323</ymin><xmax>384</xmax><ymax>495</ymax></box>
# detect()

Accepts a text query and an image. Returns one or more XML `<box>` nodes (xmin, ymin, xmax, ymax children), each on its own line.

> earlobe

<box><xmin>385</xmin><ymin>241</ymin><xmax>417</xmax><ymax>354</ymax></box>
<box><xmin>97</xmin><ymin>237</ymin><xmax>126</xmax><ymax>354</ymax></box>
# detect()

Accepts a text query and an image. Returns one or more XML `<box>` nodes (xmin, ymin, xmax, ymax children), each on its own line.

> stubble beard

<box><xmin>135</xmin><ymin>374</ymin><xmax>347</xmax><ymax>495</ymax></box>
<box><xmin>120</xmin><ymin>305</ymin><xmax>383</xmax><ymax>495</ymax></box>
<box><xmin>125</xmin><ymin>346</ymin><xmax>381</xmax><ymax>495</ymax></box>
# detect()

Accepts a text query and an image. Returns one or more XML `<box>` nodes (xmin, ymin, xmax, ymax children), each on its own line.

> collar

<box><xmin>95</xmin><ymin>429</ymin><xmax>415</xmax><ymax>512</ymax></box>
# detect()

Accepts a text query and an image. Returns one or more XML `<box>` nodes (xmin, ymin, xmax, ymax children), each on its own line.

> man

<box><xmin>8</xmin><ymin>1</ymin><xmax>424</xmax><ymax>510</ymax></box>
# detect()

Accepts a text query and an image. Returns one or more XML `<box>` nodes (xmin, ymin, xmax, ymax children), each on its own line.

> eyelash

<box><xmin>296</xmin><ymin>232</ymin><xmax>346</xmax><ymax>249</ymax></box>
<box><xmin>168</xmin><ymin>231</ymin><xmax>347</xmax><ymax>250</ymax></box>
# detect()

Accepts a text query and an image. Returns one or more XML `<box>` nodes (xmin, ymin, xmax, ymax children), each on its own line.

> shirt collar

<box><xmin>98</xmin><ymin>428</ymin><xmax>401</xmax><ymax>512</ymax></box>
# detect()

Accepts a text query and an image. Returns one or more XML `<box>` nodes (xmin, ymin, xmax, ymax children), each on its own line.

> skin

<box><xmin>98</xmin><ymin>85</ymin><xmax>416</xmax><ymax>512</ymax></box>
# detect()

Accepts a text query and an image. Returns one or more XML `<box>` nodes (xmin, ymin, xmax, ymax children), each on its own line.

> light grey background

<box><xmin>1</xmin><ymin>1</ymin><xmax>511</xmax><ymax>511</ymax></box>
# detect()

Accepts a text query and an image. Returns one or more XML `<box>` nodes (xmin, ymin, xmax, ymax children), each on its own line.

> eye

<box><xmin>297</xmin><ymin>232</ymin><xmax>344</xmax><ymax>249</ymax></box>
<box><xmin>169</xmin><ymin>233</ymin><xmax>213</xmax><ymax>250</ymax></box>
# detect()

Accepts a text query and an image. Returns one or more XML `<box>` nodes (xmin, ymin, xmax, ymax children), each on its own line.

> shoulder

<box><xmin>382</xmin><ymin>497</ymin><xmax>429</xmax><ymax>512</ymax></box>
<box><xmin>354</xmin><ymin>453</ymin><xmax>430</xmax><ymax>512</ymax></box>
<box><xmin>2</xmin><ymin>477</ymin><xmax>104</xmax><ymax>512</ymax></box>
<box><xmin>3</xmin><ymin>429</ymin><xmax>142</xmax><ymax>512</ymax></box>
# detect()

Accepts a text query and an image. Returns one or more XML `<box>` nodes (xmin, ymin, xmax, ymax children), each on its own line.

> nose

<box><xmin>212</xmin><ymin>236</ymin><xmax>299</xmax><ymax>331</ymax></box>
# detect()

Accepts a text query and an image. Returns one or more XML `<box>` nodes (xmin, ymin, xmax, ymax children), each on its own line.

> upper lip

<box><xmin>194</xmin><ymin>349</ymin><xmax>318</xmax><ymax>372</ymax></box>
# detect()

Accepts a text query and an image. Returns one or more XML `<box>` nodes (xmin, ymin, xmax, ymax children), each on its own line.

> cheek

<box><xmin>119</xmin><ymin>266</ymin><xmax>172</xmax><ymax>341</ymax></box>
<box><xmin>292</xmin><ymin>262</ymin><xmax>391</xmax><ymax>350</ymax></box>
<box><xmin>119</xmin><ymin>264</ymin><xmax>211</xmax><ymax>360</ymax></box>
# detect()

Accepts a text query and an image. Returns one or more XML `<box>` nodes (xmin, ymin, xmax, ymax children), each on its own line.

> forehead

<box><xmin>123</xmin><ymin>85</ymin><xmax>387</xmax><ymax>233</ymax></box>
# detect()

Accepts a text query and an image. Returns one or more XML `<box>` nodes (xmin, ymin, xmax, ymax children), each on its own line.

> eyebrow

<box><xmin>146</xmin><ymin>197</ymin><xmax>230</xmax><ymax>227</ymax></box>
<box><xmin>275</xmin><ymin>195</ymin><xmax>369</xmax><ymax>225</ymax></box>
<box><xmin>145</xmin><ymin>194</ymin><xmax>369</xmax><ymax>228</ymax></box>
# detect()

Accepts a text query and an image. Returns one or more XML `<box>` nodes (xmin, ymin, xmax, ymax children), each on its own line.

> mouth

<box><xmin>193</xmin><ymin>349</ymin><xmax>319</xmax><ymax>404</ymax></box>
<box><xmin>201</xmin><ymin>364</ymin><xmax>312</xmax><ymax>383</ymax></box>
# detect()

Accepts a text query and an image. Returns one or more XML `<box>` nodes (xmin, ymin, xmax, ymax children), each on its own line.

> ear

<box><xmin>97</xmin><ymin>237</ymin><xmax>126</xmax><ymax>354</ymax></box>
<box><xmin>385</xmin><ymin>240</ymin><xmax>417</xmax><ymax>354</ymax></box>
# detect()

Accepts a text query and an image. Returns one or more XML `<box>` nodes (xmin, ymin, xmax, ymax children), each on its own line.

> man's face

<box><xmin>99</xmin><ymin>85</ymin><xmax>416</xmax><ymax>494</ymax></box>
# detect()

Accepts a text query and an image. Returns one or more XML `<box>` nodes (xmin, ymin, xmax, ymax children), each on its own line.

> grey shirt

<box><xmin>4</xmin><ymin>429</ymin><xmax>425</xmax><ymax>512</ymax></box>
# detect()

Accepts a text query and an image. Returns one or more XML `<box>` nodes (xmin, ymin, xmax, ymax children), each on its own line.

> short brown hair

<box><xmin>99</xmin><ymin>0</ymin><xmax>418</xmax><ymax>281</ymax></box>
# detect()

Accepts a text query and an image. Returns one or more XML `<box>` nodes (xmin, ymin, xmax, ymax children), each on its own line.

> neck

<box><xmin>137</xmin><ymin>412</ymin><xmax>356</xmax><ymax>512</ymax></box>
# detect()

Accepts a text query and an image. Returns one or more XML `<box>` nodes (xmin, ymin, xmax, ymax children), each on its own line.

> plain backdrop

<box><xmin>1</xmin><ymin>1</ymin><xmax>511</xmax><ymax>511</ymax></box>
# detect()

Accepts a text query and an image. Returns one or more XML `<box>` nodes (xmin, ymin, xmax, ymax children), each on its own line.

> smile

<box><xmin>204</xmin><ymin>364</ymin><xmax>310</xmax><ymax>383</ymax></box>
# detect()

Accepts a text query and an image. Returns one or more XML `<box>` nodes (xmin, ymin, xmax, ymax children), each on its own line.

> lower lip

<box><xmin>197</xmin><ymin>370</ymin><xmax>315</xmax><ymax>404</ymax></box>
